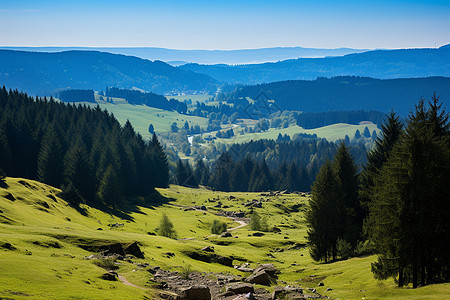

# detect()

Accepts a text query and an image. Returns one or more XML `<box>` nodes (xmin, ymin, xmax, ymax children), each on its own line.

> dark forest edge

<box><xmin>306</xmin><ymin>94</ymin><xmax>449</xmax><ymax>288</ymax></box>
<box><xmin>0</xmin><ymin>87</ymin><xmax>169</xmax><ymax>209</ymax></box>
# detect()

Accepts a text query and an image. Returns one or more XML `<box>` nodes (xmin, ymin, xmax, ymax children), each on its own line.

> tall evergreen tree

<box><xmin>194</xmin><ymin>159</ymin><xmax>210</xmax><ymax>186</ymax></box>
<box><xmin>63</xmin><ymin>143</ymin><xmax>96</xmax><ymax>203</ymax></box>
<box><xmin>333</xmin><ymin>143</ymin><xmax>361</xmax><ymax>247</ymax></box>
<box><xmin>151</xmin><ymin>134</ymin><xmax>170</xmax><ymax>188</ymax></box>
<box><xmin>97</xmin><ymin>164</ymin><xmax>122</xmax><ymax>206</ymax></box>
<box><xmin>369</xmin><ymin>98</ymin><xmax>450</xmax><ymax>287</ymax></box>
<box><xmin>306</xmin><ymin>162</ymin><xmax>340</xmax><ymax>262</ymax></box>
<box><xmin>37</xmin><ymin>126</ymin><xmax>64</xmax><ymax>187</ymax></box>
<box><xmin>360</xmin><ymin>111</ymin><xmax>403</xmax><ymax>221</ymax></box>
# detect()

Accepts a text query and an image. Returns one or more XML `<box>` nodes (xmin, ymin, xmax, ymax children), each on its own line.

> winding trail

<box><xmin>118</xmin><ymin>205</ymin><xmax>248</xmax><ymax>289</ymax></box>
<box><xmin>118</xmin><ymin>275</ymin><xmax>149</xmax><ymax>290</ymax></box>
<box><xmin>228</xmin><ymin>219</ymin><xmax>247</xmax><ymax>231</ymax></box>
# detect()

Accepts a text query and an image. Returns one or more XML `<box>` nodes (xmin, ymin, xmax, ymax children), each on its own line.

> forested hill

<box><xmin>180</xmin><ymin>47</ymin><xmax>450</xmax><ymax>84</ymax></box>
<box><xmin>0</xmin><ymin>87</ymin><xmax>169</xmax><ymax>206</ymax></box>
<box><xmin>0</xmin><ymin>50</ymin><xmax>218</xmax><ymax>96</ymax></box>
<box><xmin>223</xmin><ymin>76</ymin><xmax>450</xmax><ymax>116</ymax></box>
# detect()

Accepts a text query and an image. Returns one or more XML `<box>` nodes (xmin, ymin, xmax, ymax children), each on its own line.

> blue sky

<box><xmin>1</xmin><ymin>0</ymin><xmax>449</xmax><ymax>49</ymax></box>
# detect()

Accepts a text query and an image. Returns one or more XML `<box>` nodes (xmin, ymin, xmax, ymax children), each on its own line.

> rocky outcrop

<box><xmin>101</xmin><ymin>271</ymin><xmax>118</xmax><ymax>281</ymax></box>
<box><xmin>225</xmin><ymin>282</ymin><xmax>254</xmax><ymax>294</ymax></box>
<box><xmin>245</xmin><ymin>269</ymin><xmax>271</xmax><ymax>286</ymax></box>
<box><xmin>178</xmin><ymin>285</ymin><xmax>211</xmax><ymax>300</ymax></box>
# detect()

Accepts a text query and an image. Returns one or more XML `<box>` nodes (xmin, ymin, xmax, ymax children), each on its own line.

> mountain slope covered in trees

<box><xmin>0</xmin><ymin>50</ymin><xmax>218</xmax><ymax>96</ymax></box>
<box><xmin>221</xmin><ymin>76</ymin><xmax>450</xmax><ymax>116</ymax></box>
<box><xmin>180</xmin><ymin>47</ymin><xmax>450</xmax><ymax>84</ymax></box>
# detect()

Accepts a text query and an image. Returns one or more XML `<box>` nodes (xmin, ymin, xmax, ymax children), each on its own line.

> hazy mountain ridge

<box><xmin>0</xmin><ymin>46</ymin><xmax>368</xmax><ymax>65</ymax></box>
<box><xmin>0</xmin><ymin>50</ymin><xmax>217</xmax><ymax>95</ymax></box>
<box><xmin>180</xmin><ymin>47</ymin><xmax>450</xmax><ymax>84</ymax></box>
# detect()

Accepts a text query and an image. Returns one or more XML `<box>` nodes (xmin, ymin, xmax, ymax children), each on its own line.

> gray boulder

<box><xmin>225</xmin><ymin>282</ymin><xmax>254</xmax><ymax>294</ymax></box>
<box><xmin>178</xmin><ymin>285</ymin><xmax>211</xmax><ymax>300</ymax></box>
<box><xmin>245</xmin><ymin>270</ymin><xmax>271</xmax><ymax>286</ymax></box>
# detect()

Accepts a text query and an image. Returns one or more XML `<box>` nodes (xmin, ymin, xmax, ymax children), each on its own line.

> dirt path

<box><xmin>118</xmin><ymin>275</ymin><xmax>150</xmax><ymax>290</ymax></box>
<box><xmin>228</xmin><ymin>219</ymin><xmax>247</xmax><ymax>231</ymax></box>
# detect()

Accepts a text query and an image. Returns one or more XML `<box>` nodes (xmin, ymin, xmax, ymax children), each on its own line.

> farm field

<box><xmin>1</xmin><ymin>177</ymin><xmax>448</xmax><ymax>299</ymax></box>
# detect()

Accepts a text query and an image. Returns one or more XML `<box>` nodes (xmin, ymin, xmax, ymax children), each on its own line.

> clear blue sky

<box><xmin>1</xmin><ymin>0</ymin><xmax>449</xmax><ymax>49</ymax></box>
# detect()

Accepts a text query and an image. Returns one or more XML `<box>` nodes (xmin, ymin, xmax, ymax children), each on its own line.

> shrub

<box><xmin>211</xmin><ymin>219</ymin><xmax>227</xmax><ymax>234</ymax></box>
<box><xmin>355</xmin><ymin>239</ymin><xmax>375</xmax><ymax>256</ymax></box>
<box><xmin>260</xmin><ymin>216</ymin><xmax>269</xmax><ymax>232</ymax></box>
<box><xmin>93</xmin><ymin>258</ymin><xmax>118</xmax><ymax>270</ymax></box>
<box><xmin>249</xmin><ymin>211</ymin><xmax>261</xmax><ymax>231</ymax></box>
<box><xmin>336</xmin><ymin>238</ymin><xmax>353</xmax><ymax>260</ymax></box>
<box><xmin>180</xmin><ymin>264</ymin><xmax>193</xmax><ymax>280</ymax></box>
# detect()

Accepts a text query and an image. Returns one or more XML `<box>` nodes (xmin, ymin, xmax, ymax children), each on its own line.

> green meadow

<box><xmin>1</xmin><ymin>177</ymin><xmax>448</xmax><ymax>299</ymax></box>
<box><xmin>83</xmin><ymin>95</ymin><xmax>209</xmax><ymax>139</ymax></box>
<box><xmin>208</xmin><ymin>123</ymin><xmax>381</xmax><ymax>144</ymax></box>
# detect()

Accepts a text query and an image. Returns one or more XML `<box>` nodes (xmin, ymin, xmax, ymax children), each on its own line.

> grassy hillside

<box><xmin>1</xmin><ymin>177</ymin><xmax>449</xmax><ymax>299</ymax></box>
<box><xmin>207</xmin><ymin>123</ymin><xmax>381</xmax><ymax>144</ymax></box>
<box><xmin>85</xmin><ymin>96</ymin><xmax>209</xmax><ymax>139</ymax></box>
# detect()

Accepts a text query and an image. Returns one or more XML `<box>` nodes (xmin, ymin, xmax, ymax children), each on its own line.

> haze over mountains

<box><xmin>0</xmin><ymin>46</ymin><xmax>369</xmax><ymax>65</ymax></box>
<box><xmin>0</xmin><ymin>50</ymin><xmax>217</xmax><ymax>95</ymax></box>
<box><xmin>0</xmin><ymin>45</ymin><xmax>449</xmax><ymax>102</ymax></box>
<box><xmin>181</xmin><ymin>46</ymin><xmax>450</xmax><ymax>84</ymax></box>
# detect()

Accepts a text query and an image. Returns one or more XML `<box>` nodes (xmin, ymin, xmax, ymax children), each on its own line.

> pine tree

<box><xmin>37</xmin><ymin>126</ymin><xmax>64</xmax><ymax>187</ymax></box>
<box><xmin>64</xmin><ymin>143</ymin><xmax>96</xmax><ymax>203</ymax></box>
<box><xmin>306</xmin><ymin>162</ymin><xmax>340</xmax><ymax>262</ymax></box>
<box><xmin>148</xmin><ymin>123</ymin><xmax>154</xmax><ymax>134</ymax></box>
<box><xmin>250</xmin><ymin>211</ymin><xmax>262</xmax><ymax>231</ymax></box>
<box><xmin>333</xmin><ymin>143</ymin><xmax>361</xmax><ymax>247</ymax></box>
<box><xmin>360</xmin><ymin>111</ymin><xmax>403</xmax><ymax>221</ymax></box>
<box><xmin>194</xmin><ymin>159</ymin><xmax>210</xmax><ymax>186</ymax></box>
<box><xmin>157</xmin><ymin>212</ymin><xmax>177</xmax><ymax>238</ymax></box>
<box><xmin>363</xmin><ymin>126</ymin><xmax>371</xmax><ymax>138</ymax></box>
<box><xmin>97</xmin><ymin>164</ymin><xmax>122</xmax><ymax>206</ymax></box>
<box><xmin>369</xmin><ymin>98</ymin><xmax>450</xmax><ymax>287</ymax></box>
<box><xmin>0</xmin><ymin>121</ymin><xmax>12</xmax><ymax>175</ymax></box>
<box><xmin>151</xmin><ymin>134</ymin><xmax>169</xmax><ymax>188</ymax></box>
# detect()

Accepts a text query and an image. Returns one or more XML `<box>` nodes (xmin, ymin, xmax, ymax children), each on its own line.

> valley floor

<box><xmin>1</xmin><ymin>177</ymin><xmax>449</xmax><ymax>299</ymax></box>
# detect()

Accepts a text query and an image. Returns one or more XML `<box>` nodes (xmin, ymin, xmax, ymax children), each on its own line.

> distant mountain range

<box><xmin>227</xmin><ymin>76</ymin><xmax>450</xmax><ymax>116</ymax></box>
<box><xmin>0</xmin><ymin>50</ymin><xmax>217</xmax><ymax>95</ymax></box>
<box><xmin>180</xmin><ymin>46</ymin><xmax>450</xmax><ymax>84</ymax></box>
<box><xmin>0</xmin><ymin>46</ymin><xmax>369</xmax><ymax>65</ymax></box>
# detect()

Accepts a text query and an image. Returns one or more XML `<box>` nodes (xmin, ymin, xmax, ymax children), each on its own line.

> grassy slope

<box><xmin>82</xmin><ymin>96</ymin><xmax>209</xmax><ymax>139</ymax></box>
<box><xmin>166</xmin><ymin>94</ymin><xmax>212</xmax><ymax>103</ymax></box>
<box><xmin>77</xmin><ymin>97</ymin><xmax>378</xmax><ymax>143</ymax></box>
<box><xmin>209</xmin><ymin>123</ymin><xmax>381</xmax><ymax>144</ymax></box>
<box><xmin>1</xmin><ymin>178</ymin><xmax>448</xmax><ymax>299</ymax></box>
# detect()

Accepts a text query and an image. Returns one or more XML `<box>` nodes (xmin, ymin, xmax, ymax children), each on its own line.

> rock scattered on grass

<box><xmin>101</xmin><ymin>271</ymin><xmax>118</xmax><ymax>281</ymax></box>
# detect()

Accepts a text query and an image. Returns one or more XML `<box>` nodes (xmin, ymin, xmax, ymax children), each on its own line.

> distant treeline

<box><xmin>0</xmin><ymin>87</ymin><xmax>169</xmax><ymax>206</ymax></box>
<box><xmin>297</xmin><ymin>110</ymin><xmax>386</xmax><ymax>129</ymax></box>
<box><xmin>222</xmin><ymin>76</ymin><xmax>450</xmax><ymax>116</ymax></box>
<box><xmin>59</xmin><ymin>89</ymin><xmax>95</xmax><ymax>103</ymax></box>
<box><xmin>176</xmin><ymin>137</ymin><xmax>369</xmax><ymax>192</ymax></box>
<box><xmin>105</xmin><ymin>87</ymin><xmax>187</xmax><ymax>113</ymax></box>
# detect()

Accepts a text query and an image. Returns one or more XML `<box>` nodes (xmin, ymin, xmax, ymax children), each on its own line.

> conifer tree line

<box><xmin>175</xmin><ymin>137</ymin><xmax>370</xmax><ymax>192</ymax></box>
<box><xmin>306</xmin><ymin>95</ymin><xmax>449</xmax><ymax>288</ymax></box>
<box><xmin>0</xmin><ymin>87</ymin><xmax>169</xmax><ymax>206</ymax></box>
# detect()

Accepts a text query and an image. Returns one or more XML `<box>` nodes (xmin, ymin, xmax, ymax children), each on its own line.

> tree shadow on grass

<box><xmin>62</xmin><ymin>189</ymin><xmax>176</xmax><ymax>222</ymax></box>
